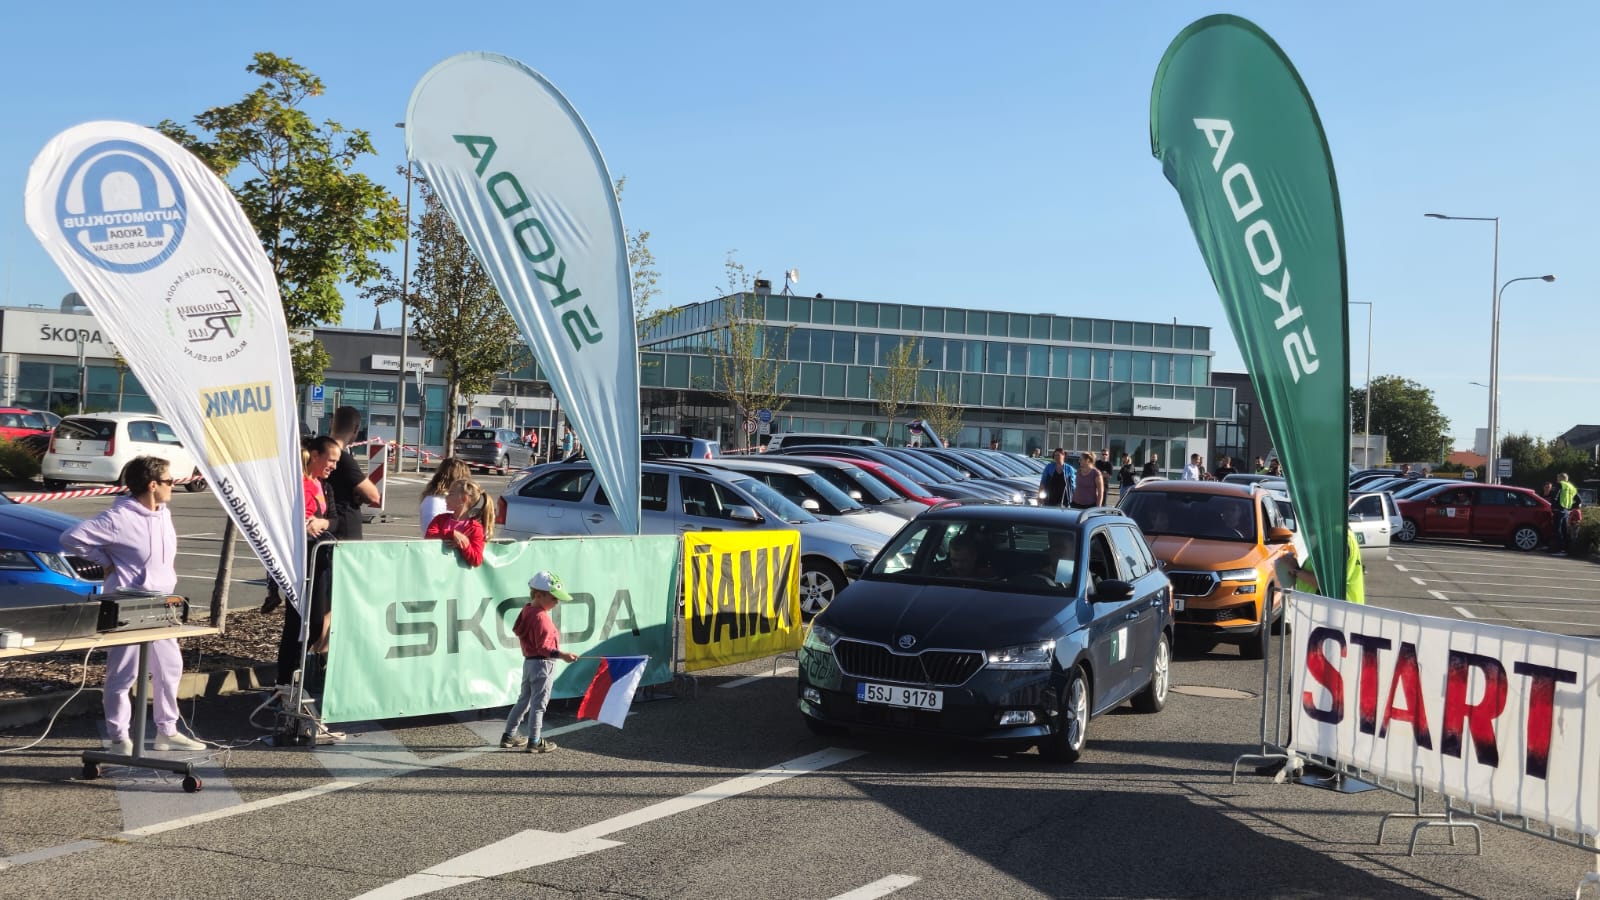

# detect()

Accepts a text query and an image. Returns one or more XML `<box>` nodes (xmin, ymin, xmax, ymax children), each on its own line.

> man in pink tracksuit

<box><xmin>61</xmin><ymin>456</ymin><xmax>204</xmax><ymax>754</ymax></box>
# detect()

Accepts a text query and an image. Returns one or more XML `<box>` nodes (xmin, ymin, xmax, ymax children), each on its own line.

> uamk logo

<box><xmin>55</xmin><ymin>139</ymin><xmax>186</xmax><ymax>274</ymax></box>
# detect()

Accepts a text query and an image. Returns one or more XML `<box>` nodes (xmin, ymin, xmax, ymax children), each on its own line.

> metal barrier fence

<box><xmin>1230</xmin><ymin>589</ymin><xmax>1600</xmax><ymax>896</ymax></box>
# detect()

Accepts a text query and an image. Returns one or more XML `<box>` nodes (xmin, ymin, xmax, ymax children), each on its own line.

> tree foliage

<box><xmin>705</xmin><ymin>254</ymin><xmax>793</xmax><ymax>450</ymax></box>
<box><xmin>613</xmin><ymin>177</ymin><xmax>670</xmax><ymax>338</ymax></box>
<box><xmin>367</xmin><ymin>177</ymin><xmax>525</xmax><ymax>458</ymax></box>
<box><xmin>1499</xmin><ymin>432</ymin><xmax>1596</xmax><ymax>490</ymax></box>
<box><xmin>157</xmin><ymin>52</ymin><xmax>405</xmax><ymax>382</ymax></box>
<box><xmin>915</xmin><ymin>382</ymin><xmax>963</xmax><ymax>448</ymax></box>
<box><xmin>1348</xmin><ymin>375</ymin><xmax>1451</xmax><ymax>463</ymax></box>
<box><xmin>871</xmin><ymin>338</ymin><xmax>925</xmax><ymax>439</ymax></box>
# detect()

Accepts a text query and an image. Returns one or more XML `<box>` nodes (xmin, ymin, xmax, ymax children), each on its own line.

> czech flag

<box><xmin>577</xmin><ymin>656</ymin><xmax>649</xmax><ymax>729</ymax></box>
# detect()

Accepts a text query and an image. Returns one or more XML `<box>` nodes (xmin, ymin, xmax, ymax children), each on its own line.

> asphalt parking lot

<box><xmin>4</xmin><ymin>483</ymin><xmax>1600</xmax><ymax>897</ymax></box>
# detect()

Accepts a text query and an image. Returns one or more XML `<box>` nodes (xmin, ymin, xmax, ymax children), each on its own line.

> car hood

<box><xmin>821</xmin><ymin>578</ymin><xmax>1070</xmax><ymax>648</ymax></box>
<box><xmin>1146</xmin><ymin>533</ymin><xmax>1271</xmax><ymax>570</ymax></box>
<box><xmin>0</xmin><ymin>505</ymin><xmax>83</xmax><ymax>552</ymax></box>
<box><xmin>827</xmin><ymin>508</ymin><xmax>908</xmax><ymax>536</ymax></box>
<box><xmin>797</xmin><ymin>517</ymin><xmax>887</xmax><ymax>552</ymax></box>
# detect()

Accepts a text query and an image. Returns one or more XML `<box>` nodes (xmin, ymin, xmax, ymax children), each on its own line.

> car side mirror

<box><xmin>848</xmin><ymin>490</ymin><xmax>863</xmax><ymax>501</ymax></box>
<box><xmin>842</xmin><ymin>559</ymin><xmax>866</xmax><ymax>580</ymax></box>
<box><xmin>725</xmin><ymin>505</ymin><xmax>761</xmax><ymax>523</ymax></box>
<box><xmin>1266</xmin><ymin>526</ymin><xmax>1295</xmax><ymax>544</ymax></box>
<box><xmin>1092</xmin><ymin>579</ymin><xmax>1135</xmax><ymax>602</ymax></box>
<box><xmin>801</xmin><ymin>498</ymin><xmax>822</xmax><ymax>512</ymax></box>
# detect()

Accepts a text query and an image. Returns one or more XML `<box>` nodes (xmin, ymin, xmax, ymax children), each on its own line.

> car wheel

<box><xmin>183</xmin><ymin>470</ymin><xmax>207</xmax><ymax>493</ymax></box>
<box><xmin>799</xmin><ymin>559</ymin><xmax>845</xmax><ymax>616</ymax></box>
<box><xmin>42</xmin><ymin>478</ymin><xmax>68</xmax><ymax>492</ymax></box>
<box><xmin>1131</xmin><ymin>633</ymin><xmax>1170</xmax><ymax>713</ymax></box>
<box><xmin>1396</xmin><ymin>519</ymin><xmax>1418</xmax><ymax>543</ymax></box>
<box><xmin>1040</xmin><ymin>665</ymin><xmax>1089</xmax><ymax>763</ymax></box>
<box><xmin>1511</xmin><ymin>525</ymin><xmax>1541</xmax><ymax>552</ymax></box>
<box><xmin>497</xmin><ymin>454</ymin><xmax>509</xmax><ymax>471</ymax></box>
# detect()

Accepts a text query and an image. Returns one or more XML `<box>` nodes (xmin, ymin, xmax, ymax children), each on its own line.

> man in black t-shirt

<box><xmin>326</xmin><ymin>406</ymin><xmax>380</xmax><ymax>539</ymax></box>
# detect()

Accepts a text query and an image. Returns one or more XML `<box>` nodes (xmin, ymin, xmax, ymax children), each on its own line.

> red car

<box><xmin>0</xmin><ymin>408</ymin><xmax>51</xmax><ymax>442</ymax></box>
<box><xmin>1394</xmin><ymin>482</ymin><xmax>1551</xmax><ymax>551</ymax></box>
<box><xmin>827</xmin><ymin>456</ymin><xmax>945</xmax><ymax>506</ymax></box>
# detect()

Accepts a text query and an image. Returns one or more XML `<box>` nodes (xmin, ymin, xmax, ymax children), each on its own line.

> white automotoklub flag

<box><xmin>24</xmin><ymin>122</ymin><xmax>306</xmax><ymax>609</ymax></box>
<box><xmin>406</xmin><ymin>52</ymin><xmax>641</xmax><ymax>534</ymax></box>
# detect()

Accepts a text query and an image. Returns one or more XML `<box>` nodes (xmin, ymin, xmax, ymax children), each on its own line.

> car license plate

<box><xmin>856</xmin><ymin>682</ymin><xmax>943</xmax><ymax>710</ymax></box>
<box><xmin>62</xmin><ymin>460</ymin><xmax>88</xmax><ymax>469</ymax></box>
<box><xmin>1172</xmin><ymin>597</ymin><xmax>1186</xmax><ymax>611</ymax></box>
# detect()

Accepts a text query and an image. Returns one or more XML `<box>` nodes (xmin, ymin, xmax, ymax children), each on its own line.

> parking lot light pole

<box><xmin>1490</xmin><ymin>274</ymin><xmax>1556</xmax><ymax>481</ymax></box>
<box><xmin>395</xmin><ymin>122</ymin><xmax>412</xmax><ymax>472</ymax></box>
<box><xmin>1349</xmin><ymin>300</ymin><xmax>1373</xmax><ymax>467</ymax></box>
<box><xmin>1425</xmin><ymin>213</ymin><xmax>1498</xmax><ymax>481</ymax></box>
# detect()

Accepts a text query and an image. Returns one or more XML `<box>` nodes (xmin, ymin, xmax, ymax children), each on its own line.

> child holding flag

<box><xmin>501</xmin><ymin>571</ymin><xmax>578</xmax><ymax>752</ymax></box>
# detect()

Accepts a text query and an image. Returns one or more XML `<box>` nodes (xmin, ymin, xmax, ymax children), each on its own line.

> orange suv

<box><xmin>1118</xmin><ymin>480</ymin><xmax>1296</xmax><ymax>658</ymax></box>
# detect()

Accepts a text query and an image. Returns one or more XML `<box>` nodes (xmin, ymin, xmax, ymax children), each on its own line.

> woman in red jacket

<box><xmin>425</xmin><ymin>479</ymin><xmax>495</xmax><ymax>567</ymax></box>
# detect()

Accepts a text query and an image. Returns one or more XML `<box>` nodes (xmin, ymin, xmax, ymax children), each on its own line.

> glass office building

<box><xmin>641</xmin><ymin>293</ymin><xmax>1235</xmax><ymax>474</ymax></box>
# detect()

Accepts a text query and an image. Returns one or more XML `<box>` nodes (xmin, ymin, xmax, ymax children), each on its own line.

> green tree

<box><xmin>871</xmin><ymin>338</ymin><xmax>924</xmax><ymax>439</ymax></box>
<box><xmin>705</xmin><ymin>254</ymin><xmax>794</xmax><ymax>450</ymax></box>
<box><xmin>158</xmin><ymin>52</ymin><xmax>405</xmax><ymax>383</ymax></box>
<box><xmin>1348</xmin><ymin>375</ymin><xmax>1451</xmax><ymax>463</ymax></box>
<box><xmin>915</xmin><ymin>381</ymin><xmax>964</xmax><ymax>448</ymax></box>
<box><xmin>369</xmin><ymin>178</ymin><xmax>526</xmax><ymax>458</ymax></box>
<box><xmin>1500</xmin><ymin>432</ymin><xmax>1595</xmax><ymax>489</ymax></box>
<box><xmin>613</xmin><ymin>177</ymin><xmax>670</xmax><ymax>338</ymax></box>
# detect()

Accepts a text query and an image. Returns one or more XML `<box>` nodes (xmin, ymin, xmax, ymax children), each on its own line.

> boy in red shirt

<box><xmin>502</xmin><ymin>571</ymin><xmax>578</xmax><ymax>752</ymax></box>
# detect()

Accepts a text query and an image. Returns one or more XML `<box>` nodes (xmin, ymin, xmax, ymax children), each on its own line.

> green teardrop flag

<box><xmin>1151</xmin><ymin>15</ymin><xmax>1351</xmax><ymax>598</ymax></box>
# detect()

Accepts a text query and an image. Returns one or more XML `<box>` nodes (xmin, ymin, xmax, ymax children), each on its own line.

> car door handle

<box><xmin>586</xmin><ymin>513</ymin><xmax>603</xmax><ymax>523</ymax></box>
<box><xmin>1124</xmin><ymin>612</ymin><xmax>1143</xmax><ymax>621</ymax></box>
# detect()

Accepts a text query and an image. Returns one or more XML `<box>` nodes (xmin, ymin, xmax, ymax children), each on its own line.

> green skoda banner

<box><xmin>1151</xmin><ymin>15</ymin><xmax>1351</xmax><ymax>598</ymax></box>
<box><xmin>322</xmin><ymin>537</ymin><xmax>677</xmax><ymax>723</ymax></box>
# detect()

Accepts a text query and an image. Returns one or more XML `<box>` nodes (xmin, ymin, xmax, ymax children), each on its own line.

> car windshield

<box><xmin>731</xmin><ymin>477</ymin><xmax>817</xmax><ymax>524</ymax></box>
<box><xmin>1123</xmin><ymin>491</ymin><xmax>1257</xmax><ymax>542</ymax></box>
<box><xmin>795</xmin><ymin>471</ymin><xmax>866</xmax><ymax>512</ymax></box>
<box><xmin>866</xmin><ymin>517</ymin><xmax>1079</xmax><ymax>595</ymax></box>
<box><xmin>867</xmin><ymin>463</ymin><xmax>935</xmax><ymax>498</ymax></box>
<box><xmin>837</xmin><ymin>466</ymin><xmax>898</xmax><ymax>504</ymax></box>
<box><xmin>56</xmin><ymin>418</ymin><xmax>116</xmax><ymax>441</ymax></box>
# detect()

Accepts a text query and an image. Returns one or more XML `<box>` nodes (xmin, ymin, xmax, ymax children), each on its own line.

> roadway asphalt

<box><xmin>2</xmin><ymin>485</ymin><xmax>1597</xmax><ymax>898</ymax></box>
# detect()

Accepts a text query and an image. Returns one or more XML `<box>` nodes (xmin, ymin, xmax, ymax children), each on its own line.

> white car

<box><xmin>1269</xmin><ymin>489</ymin><xmax>1394</xmax><ymax>565</ymax></box>
<box><xmin>41</xmin><ymin>413</ymin><xmax>206</xmax><ymax>492</ymax></box>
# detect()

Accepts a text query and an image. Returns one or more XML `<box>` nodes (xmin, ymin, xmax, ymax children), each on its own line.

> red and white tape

<box><xmin>10</xmin><ymin>474</ymin><xmax>206</xmax><ymax>504</ymax></box>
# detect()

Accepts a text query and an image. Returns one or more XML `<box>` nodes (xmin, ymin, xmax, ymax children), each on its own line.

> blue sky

<box><xmin>2</xmin><ymin>1</ymin><xmax>1593</xmax><ymax>446</ymax></box>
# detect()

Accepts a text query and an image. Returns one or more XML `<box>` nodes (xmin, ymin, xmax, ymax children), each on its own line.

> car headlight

<box><xmin>851</xmin><ymin>544</ymin><xmax>878</xmax><ymax>560</ymax></box>
<box><xmin>805</xmin><ymin>623</ymin><xmax>840</xmax><ymax>649</ymax></box>
<box><xmin>1010</xmin><ymin>491</ymin><xmax>1024</xmax><ymax>503</ymax></box>
<box><xmin>1218</xmin><ymin>568</ymin><xmax>1258</xmax><ymax>582</ymax></box>
<box><xmin>986</xmin><ymin>639</ymin><xmax>1056</xmax><ymax>670</ymax></box>
<box><xmin>37</xmin><ymin>552</ymin><xmax>81</xmax><ymax>580</ymax></box>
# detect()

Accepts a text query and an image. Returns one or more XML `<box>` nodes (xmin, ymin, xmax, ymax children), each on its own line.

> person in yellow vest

<box><xmin>1553</xmin><ymin>472</ymin><xmax>1581</xmax><ymax>555</ymax></box>
<box><xmin>1283</xmin><ymin>527</ymin><xmax>1365</xmax><ymax>604</ymax></box>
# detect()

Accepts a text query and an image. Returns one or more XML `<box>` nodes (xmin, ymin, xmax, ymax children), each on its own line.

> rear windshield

<box><xmin>56</xmin><ymin>419</ymin><xmax>116</xmax><ymax>441</ymax></box>
<box><xmin>458</xmin><ymin>429</ymin><xmax>497</xmax><ymax>441</ymax></box>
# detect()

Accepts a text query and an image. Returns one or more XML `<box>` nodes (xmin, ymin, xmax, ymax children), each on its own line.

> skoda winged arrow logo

<box><xmin>897</xmin><ymin>634</ymin><xmax>917</xmax><ymax>650</ymax></box>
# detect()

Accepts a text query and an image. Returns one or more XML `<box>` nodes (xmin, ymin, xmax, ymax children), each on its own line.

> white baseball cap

<box><xmin>528</xmin><ymin>570</ymin><xmax>571</xmax><ymax>601</ymax></box>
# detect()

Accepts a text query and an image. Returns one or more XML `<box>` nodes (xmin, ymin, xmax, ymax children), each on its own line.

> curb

<box><xmin>0</xmin><ymin>662</ymin><xmax>277</xmax><ymax>731</ymax></box>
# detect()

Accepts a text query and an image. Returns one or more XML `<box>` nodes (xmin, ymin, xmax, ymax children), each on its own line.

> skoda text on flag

<box><xmin>405</xmin><ymin>52</ymin><xmax>642</xmax><ymax>534</ymax></box>
<box><xmin>578</xmin><ymin>656</ymin><xmax>649</xmax><ymax>729</ymax></box>
<box><xmin>24</xmin><ymin>122</ymin><xmax>304</xmax><ymax>609</ymax></box>
<box><xmin>1151</xmin><ymin>16</ymin><xmax>1351</xmax><ymax>597</ymax></box>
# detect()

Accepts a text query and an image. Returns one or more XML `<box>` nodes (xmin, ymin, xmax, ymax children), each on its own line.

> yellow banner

<box><xmin>681</xmin><ymin>530</ymin><xmax>802</xmax><ymax>672</ymax></box>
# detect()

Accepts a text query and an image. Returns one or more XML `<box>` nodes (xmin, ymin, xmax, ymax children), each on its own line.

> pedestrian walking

<box><xmin>60</xmin><ymin>456</ymin><xmax>205</xmax><ymax>754</ymax></box>
<box><xmin>1553</xmin><ymin>472</ymin><xmax>1581</xmax><ymax>555</ymax></box>
<box><xmin>502</xmin><ymin>571</ymin><xmax>579</xmax><ymax>752</ymax></box>
<box><xmin>1214</xmin><ymin>456</ymin><xmax>1236</xmax><ymax>480</ymax></box>
<box><xmin>1038</xmin><ymin>448</ymin><xmax>1075</xmax><ymax>507</ymax></box>
<box><xmin>1142</xmin><ymin>454</ymin><xmax>1161</xmax><ymax>479</ymax></box>
<box><xmin>1182</xmin><ymin>453</ymin><xmax>1204</xmax><ymax>481</ymax></box>
<box><xmin>1070</xmin><ymin>454</ymin><xmax>1105</xmax><ymax>509</ymax></box>
<box><xmin>1118</xmin><ymin>454</ymin><xmax>1136</xmax><ymax>492</ymax></box>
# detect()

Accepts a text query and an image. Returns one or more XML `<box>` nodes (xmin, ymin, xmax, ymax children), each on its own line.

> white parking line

<box><xmin>1458</xmin><ymin>614</ymin><xmax>1600</xmax><ymax>629</ymax></box>
<box><xmin>1454</xmin><ymin>607</ymin><xmax>1476</xmax><ymax>619</ymax></box>
<box><xmin>354</xmin><ymin>747</ymin><xmax>867</xmax><ymax>900</ymax></box>
<box><xmin>1428</xmin><ymin>591</ymin><xmax>1449</xmax><ymax>602</ymax></box>
<box><xmin>720</xmin><ymin>666</ymin><xmax>796</xmax><ymax>689</ymax></box>
<box><xmin>1410</xmin><ymin>577</ymin><xmax>1427</xmax><ymax>586</ymax></box>
<box><xmin>1420</xmin><ymin>580</ymin><xmax>1596</xmax><ymax>593</ymax></box>
<box><xmin>829</xmin><ymin>875</ymin><xmax>922</xmax><ymax>899</ymax></box>
<box><xmin>1393</xmin><ymin>564</ymin><xmax>1408</xmax><ymax>572</ymax></box>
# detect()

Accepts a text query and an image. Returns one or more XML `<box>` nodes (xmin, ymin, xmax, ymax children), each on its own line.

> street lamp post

<box><xmin>1425</xmin><ymin>213</ymin><xmax>1499</xmax><ymax>481</ymax></box>
<box><xmin>1489</xmin><ymin>274</ymin><xmax>1556</xmax><ymax>480</ymax></box>
<box><xmin>394</xmin><ymin>122</ymin><xmax>412</xmax><ymax>472</ymax></box>
<box><xmin>1349</xmin><ymin>300</ymin><xmax>1373</xmax><ymax>466</ymax></box>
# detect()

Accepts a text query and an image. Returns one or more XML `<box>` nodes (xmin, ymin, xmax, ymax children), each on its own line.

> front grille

<box><xmin>1176</xmin><ymin>602</ymin><xmax>1257</xmax><ymax>624</ymax></box>
<box><xmin>1168</xmin><ymin>571</ymin><xmax>1217</xmax><ymax>597</ymax></box>
<box><xmin>833</xmin><ymin>640</ymin><xmax>984</xmax><ymax>686</ymax></box>
<box><xmin>67</xmin><ymin>556</ymin><xmax>104</xmax><ymax>581</ymax></box>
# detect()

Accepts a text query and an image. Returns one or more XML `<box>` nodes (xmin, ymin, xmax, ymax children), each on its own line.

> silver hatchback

<box><xmin>454</xmin><ymin>427</ymin><xmax>536</xmax><ymax>469</ymax></box>
<box><xmin>496</xmin><ymin>461</ymin><xmax>885</xmax><ymax>614</ymax></box>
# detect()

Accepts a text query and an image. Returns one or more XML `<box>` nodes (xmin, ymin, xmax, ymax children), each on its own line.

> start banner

<box><xmin>323</xmin><ymin>536</ymin><xmax>677</xmax><ymax>723</ymax></box>
<box><xmin>1289</xmin><ymin>592</ymin><xmax>1600</xmax><ymax>836</ymax></box>
<box><xmin>682</xmin><ymin>531</ymin><xmax>802</xmax><ymax>673</ymax></box>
